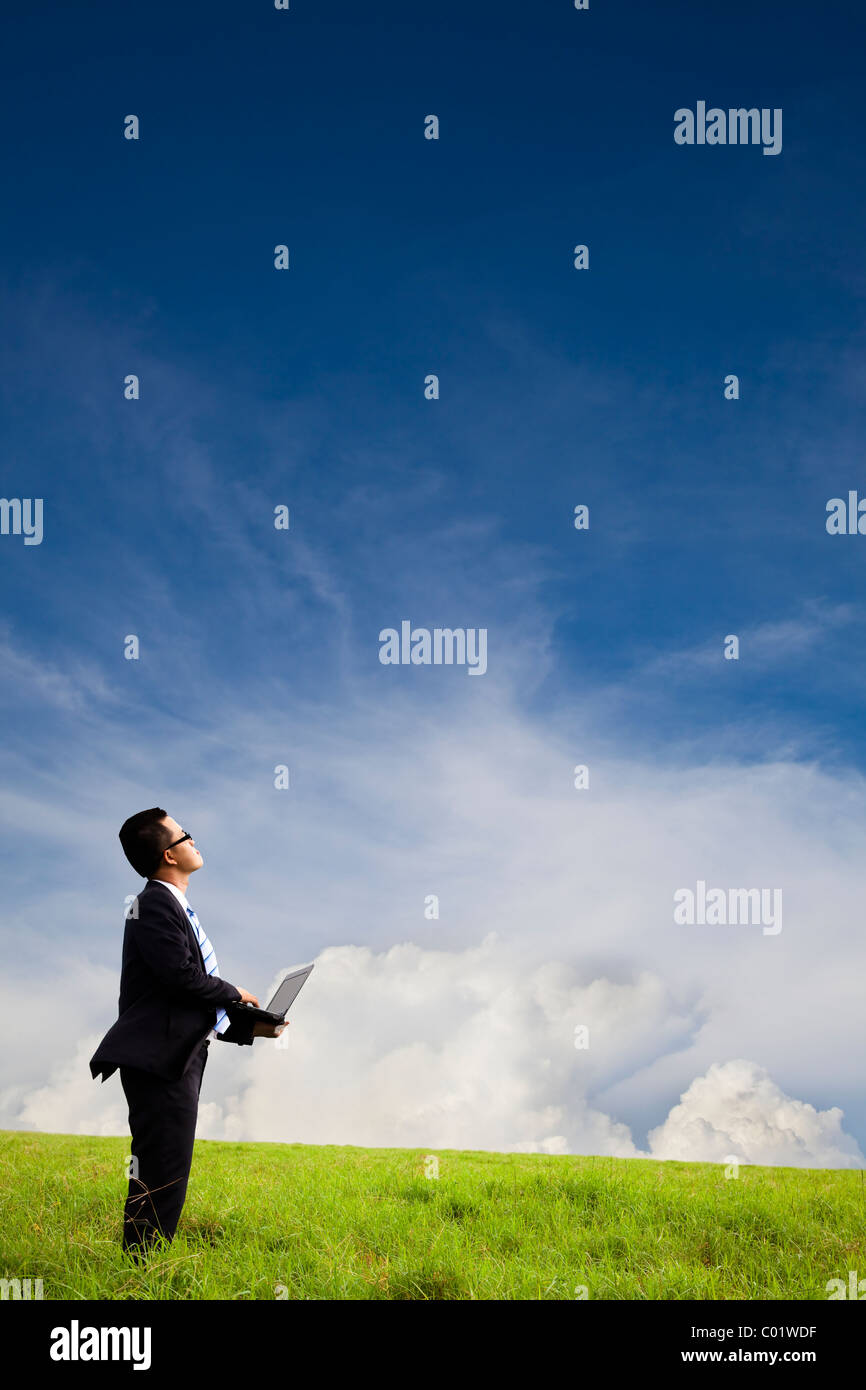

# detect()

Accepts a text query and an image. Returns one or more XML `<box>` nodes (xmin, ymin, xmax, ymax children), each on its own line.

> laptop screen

<box><xmin>267</xmin><ymin>965</ymin><xmax>314</xmax><ymax>1016</ymax></box>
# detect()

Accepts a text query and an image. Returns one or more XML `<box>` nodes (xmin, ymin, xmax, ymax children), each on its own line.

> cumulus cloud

<box><xmin>12</xmin><ymin>939</ymin><xmax>862</xmax><ymax>1169</ymax></box>
<box><xmin>3</xmin><ymin>639</ymin><xmax>866</xmax><ymax>1166</ymax></box>
<box><xmin>195</xmin><ymin>936</ymin><xmax>661</xmax><ymax>1155</ymax></box>
<box><xmin>647</xmin><ymin>1059</ymin><xmax>863</xmax><ymax>1169</ymax></box>
<box><xmin>10</xmin><ymin>1034</ymin><xmax>129</xmax><ymax>1138</ymax></box>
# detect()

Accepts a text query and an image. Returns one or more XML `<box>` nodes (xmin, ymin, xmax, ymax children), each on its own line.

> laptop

<box><xmin>228</xmin><ymin>963</ymin><xmax>314</xmax><ymax>1026</ymax></box>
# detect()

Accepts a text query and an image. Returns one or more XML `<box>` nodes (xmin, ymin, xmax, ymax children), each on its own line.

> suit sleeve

<box><xmin>130</xmin><ymin>891</ymin><xmax>242</xmax><ymax>1007</ymax></box>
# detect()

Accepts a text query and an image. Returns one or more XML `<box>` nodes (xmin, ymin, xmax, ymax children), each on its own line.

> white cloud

<box><xmin>648</xmin><ymin>1059</ymin><xmax>863</xmax><ymax>1168</ymax></box>
<box><xmin>637</xmin><ymin>600</ymin><xmax>856</xmax><ymax>682</ymax></box>
<box><xmin>2</xmin><ymin>635</ymin><xmax>866</xmax><ymax>1164</ymax></box>
<box><xmin>194</xmin><ymin>936</ymin><xmax>652</xmax><ymax>1154</ymax></box>
<box><xmin>12</xmin><ymin>940</ymin><xmax>862</xmax><ymax>1170</ymax></box>
<box><xmin>0</xmin><ymin>629</ymin><xmax>119</xmax><ymax>714</ymax></box>
<box><xmin>11</xmin><ymin>1034</ymin><xmax>129</xmax><ymax>1139</ymax></box>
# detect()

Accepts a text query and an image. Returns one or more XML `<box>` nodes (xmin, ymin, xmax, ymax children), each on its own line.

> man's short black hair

<box><xmin>119</xmin><ymin>807</ymin><xmax>172</xmax><ymax>879</ymax></box>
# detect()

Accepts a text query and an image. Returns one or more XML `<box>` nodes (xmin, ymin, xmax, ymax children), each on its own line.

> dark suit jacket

<box><xmin>89</xmin><ymin>878</ymin><xmax>255</xmax><ymax>1083</ymax></box>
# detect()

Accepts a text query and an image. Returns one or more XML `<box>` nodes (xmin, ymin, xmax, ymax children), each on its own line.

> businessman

<box><xmin>89</xmin><ymin>807</ymin><xmax>285</xmax><ymax>1257</ymax></box>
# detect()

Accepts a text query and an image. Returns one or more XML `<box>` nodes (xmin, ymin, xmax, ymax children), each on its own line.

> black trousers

<box><xmin>119</xmin><ymin>1039</ymin><xmax>209</xmax><ymax>1252</ymax></box>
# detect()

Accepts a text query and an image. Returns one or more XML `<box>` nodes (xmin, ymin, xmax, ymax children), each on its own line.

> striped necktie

<box><xmin>186</xmin><ymin>905</ymin><xmax>231</xmax><ymax>1036</ymax></box>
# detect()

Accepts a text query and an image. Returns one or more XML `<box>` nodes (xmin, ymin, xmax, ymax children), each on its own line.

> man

<box><xmin>89</xmin><ymin>808</ymin><xmax>285</xmax><ymax>1257</ymax></box>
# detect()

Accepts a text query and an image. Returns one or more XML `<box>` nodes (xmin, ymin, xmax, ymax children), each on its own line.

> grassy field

<box><xmin>1</xmin><ymin>1129</ymin><xmax>863</xmax><ymax>1300</ymax></box>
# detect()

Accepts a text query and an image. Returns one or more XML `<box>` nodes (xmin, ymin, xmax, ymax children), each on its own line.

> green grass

<box><xmin>1</xmin><ymin>1130</ymin><xmax>863</xmax><ymax>1300</ymax></box>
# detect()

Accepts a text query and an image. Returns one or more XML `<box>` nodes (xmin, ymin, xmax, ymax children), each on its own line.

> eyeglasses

<box><xmin>150</xmin><ymin>829</ymin><xmax>194</xmax><ymax>877</ymax></box>
<box><xmin>154</xmin><ymin>830</ymin><xmax>193</xmax><ymax>871</ymax></box>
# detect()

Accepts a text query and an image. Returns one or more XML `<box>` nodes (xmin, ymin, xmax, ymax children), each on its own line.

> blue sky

<box><xmin>2</xmin><ymin>1</ymin><xmax>866</xmax><ymax>1164</ymax></box>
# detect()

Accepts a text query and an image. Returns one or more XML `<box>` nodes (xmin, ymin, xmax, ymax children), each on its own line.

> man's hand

<box><xmin>253</xmin><ymin>1021</ymin><xmax>289</xmax><ymax>1039</ymax></box>
<box><xmin>236</xmin><ymin>988</ymin><xmax>260</xmax><ymax>1006</ymax></box>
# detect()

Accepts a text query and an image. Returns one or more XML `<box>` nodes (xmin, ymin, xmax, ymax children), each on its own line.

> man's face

<box><xmin>159</xmin><ymin>815</ymin><xmax>204</xmax><ymax>875</ymax></box>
